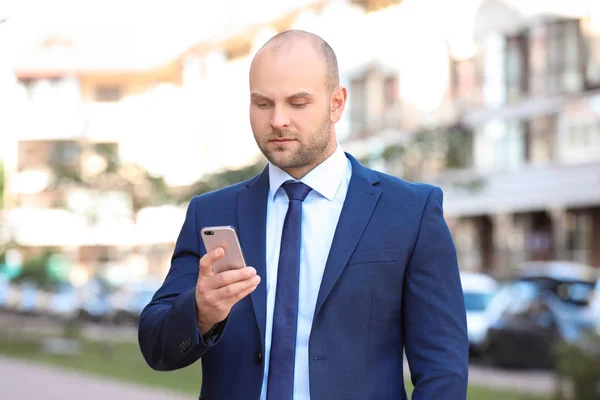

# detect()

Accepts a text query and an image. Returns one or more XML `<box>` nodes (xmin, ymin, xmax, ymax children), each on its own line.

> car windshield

<box><xmin>464</xmin><ymin>291</ymin><xmax>494</xmax><ymax>312</ymax></box>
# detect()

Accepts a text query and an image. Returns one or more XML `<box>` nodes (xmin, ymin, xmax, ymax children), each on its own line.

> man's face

<box><xmin>249</xmin><ymin>41</ymin><xmax>336</xmax><ymax>176</ymax></box>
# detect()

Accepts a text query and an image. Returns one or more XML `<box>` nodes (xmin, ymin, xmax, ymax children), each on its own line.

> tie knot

<box><xmin>282</xmin><ymin>181</ymin><xmax>312</xmax><ymax>202</ymax></box>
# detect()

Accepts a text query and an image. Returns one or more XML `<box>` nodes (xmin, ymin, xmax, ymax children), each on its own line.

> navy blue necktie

<box><xmin>267</xmin><ymin>181</ymin><xmax>312</xmax><ymax>400</ymax></box>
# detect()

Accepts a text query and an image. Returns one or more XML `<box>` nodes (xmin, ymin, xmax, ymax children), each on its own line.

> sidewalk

<box><xmin>0</xmin><ymin>356</ymin><xmax>194</xmax><ymax>400</ymax></box>
<box><xmin>1</xmin><ymin>352</ymin><xmax>557</xmax><ymax>399</ymax></box>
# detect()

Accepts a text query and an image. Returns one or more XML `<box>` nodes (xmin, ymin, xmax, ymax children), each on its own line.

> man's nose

<box><xmin>270</xmin><ymin>105</ymin><xmax>290</xmax><ymax>130</ymax></box>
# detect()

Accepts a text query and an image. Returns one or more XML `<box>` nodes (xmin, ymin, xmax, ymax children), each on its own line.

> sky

<box><xmin>0</xmin><ymin>0</ymin><xmax>481</xmax><ymax>60</ymax></box>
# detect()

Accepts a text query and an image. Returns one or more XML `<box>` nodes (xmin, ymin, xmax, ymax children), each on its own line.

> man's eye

<box><xmin>291</xmin><ymin>103</ymin><xmax>307</xmax><ymax>108</ymax></box>
<box><xmin>256</xmin><ymin>103</ymin><xmax>270</xmax><ymax>108</ymax></box>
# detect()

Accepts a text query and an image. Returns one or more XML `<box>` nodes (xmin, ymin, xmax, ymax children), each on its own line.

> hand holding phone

<box><xmin>195</xmin><ymin>226</ymin><xmax>259</xmax><ymax>335</ymax></box>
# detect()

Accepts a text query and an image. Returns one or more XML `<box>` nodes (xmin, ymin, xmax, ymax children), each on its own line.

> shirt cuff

<box><xmin>199</xmin><ymin>319</ymin><xmax>227</xmax><ymax>346</ymax></box>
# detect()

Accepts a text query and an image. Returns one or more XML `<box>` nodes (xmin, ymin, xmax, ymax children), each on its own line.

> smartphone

<box><xmin>200</xmin><ymin>226</ymin><xmax>247</xmax><ymax>274</ymax></box>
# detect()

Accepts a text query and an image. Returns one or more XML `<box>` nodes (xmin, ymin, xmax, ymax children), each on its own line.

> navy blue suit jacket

<box><xmin>138</xmin><ymin>153</ymin><xmax>469</xmax><ymax>399</ymax></box>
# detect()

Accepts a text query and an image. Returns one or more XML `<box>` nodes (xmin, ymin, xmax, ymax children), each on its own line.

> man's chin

<box><xmin>267</xmin><ymin>154</ymin><xmax>304</xmax><ymax>170</ymax></box>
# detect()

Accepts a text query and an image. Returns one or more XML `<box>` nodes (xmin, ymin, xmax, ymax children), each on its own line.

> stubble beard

<box><xmin>259</xmin><ymin>115</ymin><xmax>332</xmax><ymax>170</ymax></box>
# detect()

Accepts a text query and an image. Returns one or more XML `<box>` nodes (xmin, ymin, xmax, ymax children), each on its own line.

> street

<box><xmin>0</xmin><ymin>356</ymin><xmax>193</xmax><ymax>400</ymax></box>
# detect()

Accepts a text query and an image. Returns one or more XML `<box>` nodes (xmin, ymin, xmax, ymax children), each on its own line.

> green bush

<box><xmin>553</xmin><ymin>329</ymin><xmax>600</xmax><ymax>400</ymax></box>
<box><xmin>13</xmin><ymin>250</ymin><xmax>55</xmax><ymax>286</ymax></box>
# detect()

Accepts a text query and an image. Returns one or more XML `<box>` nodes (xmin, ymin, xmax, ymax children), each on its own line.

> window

<box><xmin>451</xmin><ymin>57</ymin><xmax>482</xmax><ymax>110</ymax></box>
<box><xmin>561</xmin><ymin>113</ymin><xmax>600</xmax><ymax>163</ymax></box>
<box><xmin>581</xmin><ymin>16</ymin><xmax>600</xmax><ymax>89</ymax></box>
<box><xmin>505</xmin><ymin>32</ymin><xmax>528</xmax><ymax>103</ymax></box>
<box><xmin>528</xmin><ymin>24</ymin><xmax>548</xmax><ymax>97</ymax></box>
<box><xmin>546</xmin><ymin>19</ymin><xmax>583</xmax><ymax>94</ymax></box>
<box><xmin>528</xmin><ymin>19</ymin><xmax>584</xmax><ymax>96</ymax></box>
<box><xmin>526</xmin><ymin>115</ymin><xmax>557</xmax><ymax>165</ymax></box>
<box><xmin>477</xmin><ymin>120</ymin><xmax>525</xmax><ymax>171</ymax></box>
<box><xmin>382</xmin><ymin>74</ymin><xmax>401</xmax><ymax>130</ymax></box>
<box><xmin>349</xmin><ymin>68</ymin><xmax>402</xmax><ymax>138</ymax></box>
<box><xmin>94</xmin><ymin>85</ymin><xmax>123</xmax><ymax>102</ymax></box>
<box><xmin>383</xmin><ymin>75</ymin><xmax>399</xmax><ymax>108</ymax></box>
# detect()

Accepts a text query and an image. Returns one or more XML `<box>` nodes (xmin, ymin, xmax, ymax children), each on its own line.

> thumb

<box><xmin>199</xmin><ymin>247</ymin><xmax>224</xmax><ymax>278</ymax></box>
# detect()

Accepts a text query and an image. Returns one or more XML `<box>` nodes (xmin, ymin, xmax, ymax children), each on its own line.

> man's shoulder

<box><xmin>371</xmin><ymin>169</ymin><xmax>440</xmax><ymax>200</ymax></box>
<box><xmin>190</xmin><ymin>175</ymin><xmax>259</xmax><ymax>205</ymax></box>
<box><xmin>347</xmin><ymin>153</ymin><xmax>439</xmax><ymax>201</ymax></box>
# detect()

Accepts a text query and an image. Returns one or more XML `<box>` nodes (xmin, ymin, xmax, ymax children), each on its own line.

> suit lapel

<box><xmin>314</xmin><ymin>154</ymin><xmax>381</xmax><ymax>318</ymax></box>
<box><xmin>237</xmin><ymin>167</ymin><xmax>269</xmax><ymax>348</ymax></box>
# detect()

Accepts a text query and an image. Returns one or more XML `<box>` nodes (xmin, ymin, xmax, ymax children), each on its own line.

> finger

<box><xmin>214</xmin><ymin>274</ymin><xmax>261</xmax><ymax>301</ymax></box>
<box><xmin>232</xmin><ymin>283</ymin><xmax>260</xmax><ymax>303</ymax></box>
<box><xmin>210</xmin><ymin>266</ymin><xmax>257</xmax><ymax>290</ymax></box>
<box><xmin>199</xmin><ymin>247</ymin><xmax>224</xmax><ymax>278</ymax></box>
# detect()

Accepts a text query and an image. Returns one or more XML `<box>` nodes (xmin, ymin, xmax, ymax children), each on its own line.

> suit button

<box><xmin>254</xmin><ymin>351</ymin><xmax>262</xmax><ymax>364</ymax></box>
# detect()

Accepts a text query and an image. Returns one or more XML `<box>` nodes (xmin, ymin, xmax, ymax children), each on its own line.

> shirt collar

<box><xmin>268</xmin><ymin>143</ymin><xmax>347</xmax><ymax>202</ymax></box>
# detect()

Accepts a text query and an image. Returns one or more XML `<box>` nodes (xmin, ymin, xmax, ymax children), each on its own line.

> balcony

<box><xmin>432</xmin><ymin>162</ymin><xmax>600</xmax><ymax>218</ymax></box>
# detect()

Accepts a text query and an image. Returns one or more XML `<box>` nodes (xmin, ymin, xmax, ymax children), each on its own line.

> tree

<box><xmin>370</xmin><ymin>125</ymin><xmax>484</xmax><ymax>191</ymax></box>
<box><xmin>176</xmin><ymin>158</ymin><xmax>268</xmax><ymax>204</ymax></box>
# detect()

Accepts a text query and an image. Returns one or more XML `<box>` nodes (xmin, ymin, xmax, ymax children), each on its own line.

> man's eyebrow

<box><xmin>287</xmin><ymin>92</ymin><xmax>312</xmax><ymax>101</ymax></box>
<box><xmin>250</xmin><ymin>93</ymin><xmax>272</xmax><ymax>101</ymax></box>
<box><xmin>250</xmin><ymin>92</ymin><xmax>312</xmax><ymax>101</ymax></box>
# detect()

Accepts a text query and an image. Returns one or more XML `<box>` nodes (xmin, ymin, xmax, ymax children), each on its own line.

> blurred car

<box><xmin>76</xmin><ymin>279</ymin><xmax>114</xmax><ymax>323</ymax></box>
<box><xmin>110</xmin><ymin>279</ymin><xmax>162</xmax><ymax>326</ymax></box>
<box><xmin>480</xmin><ymin>261</ymin><xmax>599</xmax><ymax>369</ymax></box>
<box><xmin>591</xmin><ymin>277</ymin><xmax>600</xmax><ymax>332</ymax></box>
<box><xmin>460</xmin><ymin>271</ymin><xmax>498</xmax><ymax>354</ymax></box>
<box><xmin>16</xmin><ymin>281</ymin><xmax>42</xmax><ymax>315</ymax></box>
<box><xmin>0</xmin><ymin>275</ymin><xmax>10</xmax><ymax>310</ymax></box>
<box><xmin>47</xmin><ymin>282</ymin><xmax>79</xmax><ymax>320</ymax></box>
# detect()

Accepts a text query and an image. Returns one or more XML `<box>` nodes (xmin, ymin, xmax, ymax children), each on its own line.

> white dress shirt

<box><xmin>259</xmin><ymin>144</ymin><xmax>352</xmax><ymax>400</ymax></box>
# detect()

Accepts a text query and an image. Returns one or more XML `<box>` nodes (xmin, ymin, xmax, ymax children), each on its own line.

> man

<box><xmin>138</xmin><ymin>30</ymin><xmax>468</xmax><ymax>400</ymax></box>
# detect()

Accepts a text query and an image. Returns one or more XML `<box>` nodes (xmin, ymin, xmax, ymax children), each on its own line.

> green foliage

<box><xmin>177</xmin><ymin>159</ymin><xmax>268</xmax><ymax>202</ymax></box>
<box><xmin>146</xmin><ymin>173</ymin><xmax>171</xmax><ymax>206</ymax></box>
<box><xmin>365</xmin><ymin>125</ymin><xmax>484</xmax><ymax>191</ymax></box>
<box><xmin>553</xmin><ymin>330</ymin><xmax>600</xmax><ymax>400</ymax></box>
<box><xmin>204</xmin><ymin>160</ymin><xmax>267</xmax><ymax>190</ymax></box>
<box><xmin>94</xmin><ymin>143</ymin><xmax>120</xmax><ymax>173</ymax></box>
<box><xmin>446</xmin><ymin>124</ymin><xmax>474</xmax><ymax>169</ymax></box>
<box><xmin>49</xmin><ymin>163</ymin><xmax>84</xmax><ymax>188</ymax></box>
<box><xmin>380</xmin><ymin>144</ymin><xmax>405</xmax><ymax>162</ymax></box>
<box><xmin>12</xmin><ymin>249</ymin><xmax>57</xmax><ymax>286</ymax></box>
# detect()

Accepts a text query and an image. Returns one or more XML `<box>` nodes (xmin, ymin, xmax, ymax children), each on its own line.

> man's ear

<box><xmin>330</xmin><ymin>86</ymin><xmax>347</xmax><ymax>124</ymax></box>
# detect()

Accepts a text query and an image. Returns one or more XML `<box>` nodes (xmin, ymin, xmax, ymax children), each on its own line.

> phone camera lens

<box><xmin>205</xmin><ymin>231</ymin><xmax>214</xmax><ymax>236</ymax></box>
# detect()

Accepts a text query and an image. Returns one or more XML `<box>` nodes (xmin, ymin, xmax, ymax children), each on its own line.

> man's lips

<box><xmin>270</xmin><ymin>138</ymin><xmax>295</xmax><ymax>143</ymax></box>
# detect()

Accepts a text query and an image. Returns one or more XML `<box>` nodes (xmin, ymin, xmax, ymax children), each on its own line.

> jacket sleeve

<box><xmin>403</xmin><ymin>186</ymin><xmax>469</xmax><ymax>399</ymax></box>
<box><xmin>138</xmin><ymin>196</ymin><xmax>227</xmax><ymax>371</ymax></box>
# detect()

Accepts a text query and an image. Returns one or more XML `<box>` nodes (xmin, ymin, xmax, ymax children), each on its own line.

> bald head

<box><xmin>251</xmin><ymin>30</ymin><xmax>340</xmax><ymax>93</ymax></box>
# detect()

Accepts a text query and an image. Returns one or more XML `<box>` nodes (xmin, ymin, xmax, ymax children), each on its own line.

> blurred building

<box><xmin>2</xmin><ymin>31</ymin><xmax>189</xmax><ymax>282</ymax></box>
<box><xmin>437</xmin><ymin>0</ymin><xmax>600</xmax><ymax>276</ymax></box>
<box><xmin>0</xmin><ymin>0</ymin><xmax>461</xmax><ymax>281</ymax></box>
<box><xmin>6</xmin><ymin>0</ymin><xmax>599</xmax><ymax>283</ymax></box>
